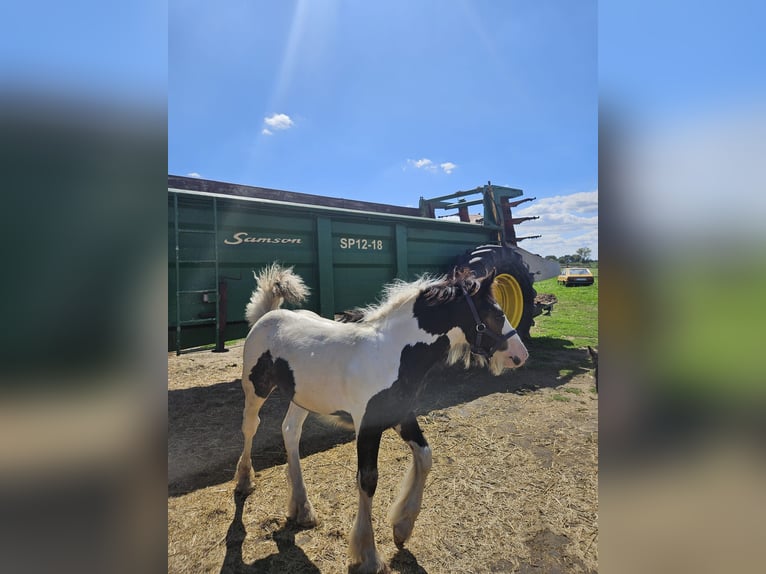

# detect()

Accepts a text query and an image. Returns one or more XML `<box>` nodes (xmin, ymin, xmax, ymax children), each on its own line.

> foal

<box><xmin>234</xmin><ymin>263</ymin><xmax>528</xmax><ymax>573</ymax></box>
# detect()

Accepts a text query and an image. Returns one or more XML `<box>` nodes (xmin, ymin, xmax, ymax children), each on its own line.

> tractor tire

<box><xmin>456</xmin><ymin>245</ymin><xmax>537</xmax><ymax>341</ymax></box>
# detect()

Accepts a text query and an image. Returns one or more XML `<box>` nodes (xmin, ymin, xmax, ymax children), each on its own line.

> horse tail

<box><xmin>245</xmin><ymin>263</ymin><xmax>310</xmax><ymax>327</ymax></box>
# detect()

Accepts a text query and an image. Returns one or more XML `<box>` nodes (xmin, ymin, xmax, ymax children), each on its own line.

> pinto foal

<box><xmin>234</xmin><ymin>263</ymin><xmax>528</xmax><ymax>573</ymax></box>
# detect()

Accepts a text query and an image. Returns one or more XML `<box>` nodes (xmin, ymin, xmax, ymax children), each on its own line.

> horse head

<box><xmin>421</xmin><ymin>268</ymin><xmax>529</xmax><ymax>375</ymax></box>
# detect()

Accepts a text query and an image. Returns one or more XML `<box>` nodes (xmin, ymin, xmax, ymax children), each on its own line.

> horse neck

<box><xmin>410</xmin><ymin>293</ymin><xmax>462</xmax><ymax>338</ymax></box>
<box><xmin>365</xmin><ymin>285</ymin><xmax>462</xmax><ymax>341</ymax></box>
<box><xmin>370</xmin><ymin>297</ymin><xmax>454</xmax><ymax>384</ymax></box>
<box><xmin>382</xmin><ymin>294</ymin><xmax>460</xmax><ymax>348</ymax></box>
<box><xmin>372</xmin><ymin>299</ymin><xmax>423</xmax><ymax>334</ymax></box>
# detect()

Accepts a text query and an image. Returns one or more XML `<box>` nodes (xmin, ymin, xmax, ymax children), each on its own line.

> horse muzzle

<box><xmin>504</xmin><ymin>354</ymin><xmax>525</xmax><ymax>368</ymax></box>
<box><xmin>501</xmin><ymin>338</ymin><xmax>528</xmax><ymax>369</ymax></box>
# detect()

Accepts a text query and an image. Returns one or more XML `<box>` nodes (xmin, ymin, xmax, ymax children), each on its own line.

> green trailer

<box><xmin>168</xmin><ymin>175</ymin><xmax>560</xmax><ymax>353</ymax></box>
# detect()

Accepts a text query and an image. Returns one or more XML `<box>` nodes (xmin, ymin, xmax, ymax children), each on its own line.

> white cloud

<box><xmin>513</xmin><ymin>190</ymin><xmax>598</xmax><ymax>259</ymax></box>
<box><xmin>261</xmin><ymin>128</ymin><xmax>273</xmax><ymax>136</ymax></box>
<box><xmin>440</xmin><ymin>162</ymin><xmax>457</xmax><ymax>174</ymax></box>
<box><xmin>407</xmin><ymin>158</ymin><xmax>457</xmax><ymax>174</ymax></box>
<box><xmin>186</xmin><ymin>172</ymin><xmax>201</xmax><ymax>178</ymax></box>
<box><xmin>408</xmin><ymin>158</ymin><xmax>435</xmax><ymax>170</ymax></box>
<box><xmin>625</xmin><ymin>107</ymin><xmax>766</xmax><ymax>244</ymax></box>
<box><xmin>263</xmin><ymin>113</ymin><xmax>294</xmax><ymax>130</ymax></box>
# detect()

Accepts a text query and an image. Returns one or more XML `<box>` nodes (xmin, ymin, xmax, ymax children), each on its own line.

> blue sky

<box><xmin>598</xmin><ymin>0</ymin><xmax>765</xmax><ymax>257</ymax></box>
<box><xmin>169</xmin><ymin>1</ymin><xmax>597</xmax><ymax>258</ymax></box>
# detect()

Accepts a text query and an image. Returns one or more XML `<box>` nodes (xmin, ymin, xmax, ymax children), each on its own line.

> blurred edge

<box><xmin>600</xmin><ymin>106</ymin><xmax>766</xmax><ymax>574</ymax></box>
<box><xmin>1</xmin><ymin>1</ymin><xmax>764</xmax><ymax>573</ymax></box>
<box><xmin>0</xmin><ymin>92</ymin><xmax>168</xmax><ymax>574</ymax></box>
<box><xmin>599</xmin><ymin>1</ymin><xmax>766</xmax><ymax>571</ymax></box>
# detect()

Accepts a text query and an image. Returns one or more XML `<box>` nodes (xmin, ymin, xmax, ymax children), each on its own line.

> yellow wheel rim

<box><xmin>492</xmin><ymin>273</ymin><xmax>524</xmax><ymax>328</ymax></box>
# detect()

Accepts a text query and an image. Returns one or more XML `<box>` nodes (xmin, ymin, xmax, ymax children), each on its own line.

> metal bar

<box><xmin>213</xmin><ymin>280</ymin><xmax>228</xmax><ymax>353</ymax></box>
<box><xmin>395</xmin><ymin>224</ymin><xmax>408</xmax><ymax>279</ymax></box>
<box><xmin>418</xmin><ymin>196</ymin><xmax>435</xmax><ymax>218</ymax></box>
<box><xmin>174</xmin><ymin>193</ymin><xmax>221</xmax><ymax>355</ymax></box>
<box><xmin>501</xmin><ymin>195</ymin><xmax>517</xmax><ymax>246</ymax></box>
<box><xmin>442</xmin><ymin>198</ymin><xmax>484</xmax><ymax>209</ymax></box>
<box><xmin>484</xmin><ymin>183</ymin><xmax>505</xmax><ymax>244</ymax></box>
<box><xmin>174</xmin><ymin>193</ymin><xmax>182</xmax><ymax>355</ymax></box>
<box><xmin>178</xmin><ymin>318</ymin><xmax>217</xmax><ymax>326</ymax></box>
<box><xmin>172</xmin><ymin>187</ymin><xmax>484</xmax><ymax>227</ymax></box>
<box><xmin>508</xmin><ymin>196</ymin><xmax>535</xmax><ymax>208</ymax></box>
<box><xmin>177</xmin><ymin>260</ymin><xmax>217</xmax><ymax>264</ymax></box>
<box><xmin>169</xmin><ymin>176</ymin><xmax>422</xmax><ymax>217</ymax></box>
<box><xmin>316</xmin><ymin>217</ymin><xmax>334</xmax><ymax>318</ymax></box>
<box><xmin>422</xmin><ymin>186</ymin><xmax>485</xmax><ymax>203</ymax></box>
<box><xmin>487</xmin><ymin>185</ymin><xmax>523</xmax><ymax>197</ymax></box>
<box><xmin>510</xmin><ymin>216</ymin><xmax>540</xmax><ymax>225</ymax></box>
<box><xmin>213</xmin><ymin>197</ymin><xmax>223</xmax><ymax>353</ymax></box>
<box><xmin>423</xmin><ymin>184</ymin><xmax>523</xmax><ymax>204</ymax></box>
<box><xmin>178</xmin><ymin>228</ymin><xmax>217</xmax><ymax>234</ymax></box>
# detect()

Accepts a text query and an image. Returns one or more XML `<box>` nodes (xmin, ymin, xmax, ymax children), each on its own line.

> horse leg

<box><xmin>349</xmin><ymin>425</ymin><xmax>389</xmax><ymax>574</ymax></box>
<box><xmin>235</xmin><ymin>357</ymin><xmax>275</xmax><ymax>493</ymax></box>
<box><xmin>282</xmin><ymin>401</ymin><xmax>317</xmax><ymax>527</ymax></box>
<box><xmin>234</xmin><ymin>384</ymin><xmax>268</xmax><ymax>493</ymax></box>
<box><xmin>387</xmin><ymin>413</ymin><xmax>432</xmax><ymax>548</ymax></box>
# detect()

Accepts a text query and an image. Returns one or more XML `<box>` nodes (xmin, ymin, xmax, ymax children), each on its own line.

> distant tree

<box><xmin>545</xmin><ymin>255</ymin><xmax>558</xmax><ymax>261</ymax></box>
<box><xmin>576</xmin><ymin>247</ymin><xmax>592</xmax><ymax>263</ymax></box>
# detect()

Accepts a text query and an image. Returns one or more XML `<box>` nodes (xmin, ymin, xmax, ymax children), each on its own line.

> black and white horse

<box><xmin>234</xmin><ymin>263</ymin><xmax>528</xmax><ymax>573</ymax></box>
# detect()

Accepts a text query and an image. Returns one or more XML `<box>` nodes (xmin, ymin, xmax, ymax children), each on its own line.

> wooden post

<box><xmin>212</xmin><ymin>280</ymin><xmax>228</xmax><ymax>353</ymax></box>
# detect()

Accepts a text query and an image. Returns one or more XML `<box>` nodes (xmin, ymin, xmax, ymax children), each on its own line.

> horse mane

<box><xmin>344</xmin><ymin>268</ymin><xmax>481</xmax><ymax>324</ymax></box>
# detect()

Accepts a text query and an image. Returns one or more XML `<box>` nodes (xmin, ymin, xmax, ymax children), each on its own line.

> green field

<box><xmin>530</xmin><ymin>268</ymin><xmax>598</xmax><ymax>349</ymax></box>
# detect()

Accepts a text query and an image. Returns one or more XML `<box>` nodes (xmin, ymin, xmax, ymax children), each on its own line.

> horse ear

<box><xmin>478</xmin><ymin>267</ymin><xmax>497</xmax><ymax>293</ymax></box>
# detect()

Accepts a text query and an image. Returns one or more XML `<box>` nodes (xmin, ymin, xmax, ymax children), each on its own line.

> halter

<box><xmin>462</xmin><ymin>287</ymin><xmax>517</xmax><ymax>358</ymax></box>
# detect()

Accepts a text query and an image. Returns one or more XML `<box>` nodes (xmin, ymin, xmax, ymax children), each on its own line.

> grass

<box><xmin>531</xmin><ymin>268</ymin><xmax>598</xmax><ymax>349</ymax></box>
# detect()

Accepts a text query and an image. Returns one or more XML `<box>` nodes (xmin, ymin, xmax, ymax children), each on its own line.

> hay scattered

<box><xmin>169</xmin><ymin>341</ymin><xmax>597</xmax><ymax>573</ymax></box>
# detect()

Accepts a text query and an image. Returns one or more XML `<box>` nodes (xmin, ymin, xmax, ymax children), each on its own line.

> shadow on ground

<box><xmin>218</xmin><ymin>490</ymin><xmax>433</xmax><ymax>574</ymax></box>
<box><xmin>220</xmin><ymin>491</ymin><xmax>321</xmax><ymax>573</ymax></box>
<box><xmin>169</xmin><ymin>337</ymin><xmax>592</xmax><ymax>497</ymax></box>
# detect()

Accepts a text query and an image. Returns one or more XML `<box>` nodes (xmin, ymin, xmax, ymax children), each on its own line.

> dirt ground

<box><xmin>168</xmin><ymin>338</ymin><xmax>598</xmax><ymax>573</ymax></box>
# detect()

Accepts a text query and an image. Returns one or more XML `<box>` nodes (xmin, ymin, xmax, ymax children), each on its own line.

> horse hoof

<box><xmin>234</xmin><ymin>471</ymin><xmax>255</xmax><ymax>494</ymax></box>
<box><xmin>348</xmin><ymin>560</ymin><xmax>390</xmax><ymax>574</ymax></box>
<box><xmin>295</xmin><ymin>514</ymin><xmax>319</xmax><ymax>528</ymax></box>
<box><xmin>289</xmin><ymin>501</ymin><xmax>319</xmax><ymax>528</ymax></box>
<box><xmin>392</xmin><ymin>521</ymin><xmax>413</xmax><ymax>548</ymax></box>
<box><xmin>234</xmin><ymin>462</ymin><xmax>255</xmax><ymax>494</ymax></box>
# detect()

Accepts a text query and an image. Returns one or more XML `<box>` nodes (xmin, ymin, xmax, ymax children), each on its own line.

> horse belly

<box><xmin>290</xmin><ymin>370</ymin><xmax>349</xmax><ymax>414</ymax></box>
<box><xmin>261</xmin><ymin>316</ymin><xmax>400</xmax><ymax>416</ymax></box>
<box><xmin>288</xmin><ymin>352</ymin><xmax>399</xmax><ymax>417</ymax></box>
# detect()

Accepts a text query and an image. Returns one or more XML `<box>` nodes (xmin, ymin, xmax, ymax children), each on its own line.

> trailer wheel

<box><xmin>457</xmin><ymin>245</ymin><xmax>537</xmax><ymax>341</ymax></box>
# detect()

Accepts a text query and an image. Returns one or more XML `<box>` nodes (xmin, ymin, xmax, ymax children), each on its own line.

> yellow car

<box><xmin>557</xmin><ymin>267</ymin><xmax>594</xmax><ymax>287</ymax></box>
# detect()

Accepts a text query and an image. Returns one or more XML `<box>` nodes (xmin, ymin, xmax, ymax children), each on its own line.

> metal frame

<box><xmin>172</xmin><ymin>192</ymin><xmax>221</xmax><ymax>354</ymax></box>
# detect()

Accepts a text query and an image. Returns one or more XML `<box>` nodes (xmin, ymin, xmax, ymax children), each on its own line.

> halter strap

<box><xmin>462</xmin><ymin>287</ymin><xmax>517</xmax><ymax>358</ymax></box>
